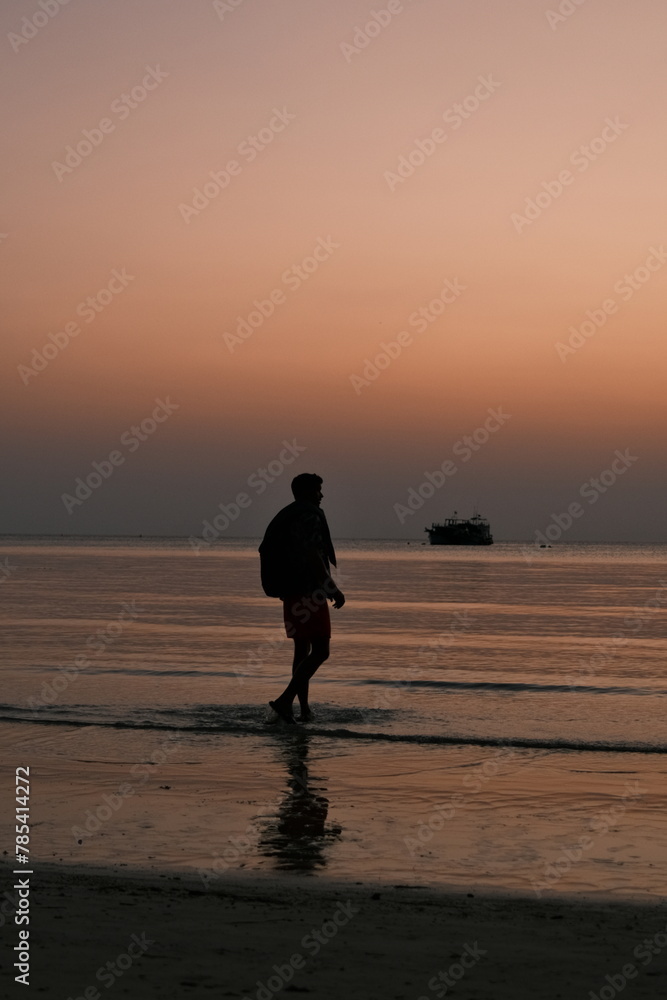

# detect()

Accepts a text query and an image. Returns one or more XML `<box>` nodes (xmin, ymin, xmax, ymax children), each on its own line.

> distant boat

<box><xmin>425</xmin><ymin>510</ymin><xmax>493</xmax><ymax>546</ymax></box>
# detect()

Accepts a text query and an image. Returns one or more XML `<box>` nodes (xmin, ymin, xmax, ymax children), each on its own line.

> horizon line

<box><xmin>0</xmin><ymin>533</ymin><xmax>661</xmax><ymax>545</ymax></box>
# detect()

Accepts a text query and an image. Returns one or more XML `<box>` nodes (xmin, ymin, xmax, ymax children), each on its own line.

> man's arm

<box><xmin>294</xmin><ymin>512</ymin><xmax>345</xmax><ymax>606</ymax></box>
<box><xmin>306</xmin><ymin>549</ymin><xmax>345</xmax><ymax>607</ymax></box>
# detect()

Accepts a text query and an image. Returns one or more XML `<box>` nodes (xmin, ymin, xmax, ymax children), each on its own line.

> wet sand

<box><xmin>13</xmin><ymin>863</ymin><xmax>667</xmax><ymax>999</ymax></box>
<box><xmin>8</xmin><ymin>727</ymin><xmax>665</xmax><ymax>902</ymax></box>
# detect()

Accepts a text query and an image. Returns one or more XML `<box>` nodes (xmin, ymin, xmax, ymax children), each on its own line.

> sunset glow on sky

<box><xmin>3</xmin><ymin>0</ymin><xmax>666</xmax><ymax>540</ymax></box>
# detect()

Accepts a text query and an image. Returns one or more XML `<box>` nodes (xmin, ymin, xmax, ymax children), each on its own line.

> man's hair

<box><xmin>291</xmin><ymin>473</ymin><xmax>322</xmax><ymax>498</ymax></box>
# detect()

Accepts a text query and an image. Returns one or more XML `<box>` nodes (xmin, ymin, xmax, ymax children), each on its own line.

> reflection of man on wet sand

<box><xmin>257</xmin><ymin>736</ymin><xmax>341</xmax><ymax>872</ymax></box>
<box><xmin>259</xmin><ymin>473</ymin><xmax>345</xmax><ymax>725</ymax></box>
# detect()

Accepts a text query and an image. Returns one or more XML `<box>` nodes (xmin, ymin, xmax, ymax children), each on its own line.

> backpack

<box><xmin>259</xmin><ymin>501</ymin><xmax>333</xmax><ymax>598</ymax></box>
<box><xmin>258</xmin><ymin>537</ymin><xmax>288</xmax><ymax>598</ymax></box>
<box><xmin>258</xmin><ymin>502</ymin><xmax>301</xmax><ymax>598</ymax></box>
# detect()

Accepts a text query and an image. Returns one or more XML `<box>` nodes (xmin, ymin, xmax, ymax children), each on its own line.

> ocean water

<box><xmin>2</xmin><ymin>537</ymin><xmax>666</xmax><ymax>898</ymax></box>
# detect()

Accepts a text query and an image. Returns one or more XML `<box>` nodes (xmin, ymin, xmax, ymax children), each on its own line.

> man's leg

<box><xmin>273</xmin><ymin>638</ymin><xmax>330</xmax><ymax>717</ymax></box>
<box><xmin>292</xmin><ymin>638</ymin><xmax>311</xmax><ymax>715</ymax></box>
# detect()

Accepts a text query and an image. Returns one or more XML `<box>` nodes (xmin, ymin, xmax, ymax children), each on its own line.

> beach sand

<box><xmin>11</xmin><ymin>863</ymin><xmax>667</xmax><ymax>999</ymax></box>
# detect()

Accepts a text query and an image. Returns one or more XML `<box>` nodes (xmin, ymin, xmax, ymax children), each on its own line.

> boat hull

<box><xmin>426</xmin><ymin>532</ymin><xmax>493</xmax><ymax>546</ymax></box>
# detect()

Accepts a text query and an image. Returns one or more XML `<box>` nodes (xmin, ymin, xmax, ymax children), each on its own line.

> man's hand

<box><xmin>331</xmin><ymin>589</ymin><xmax>345</xmax><ymax>609</ymax></box>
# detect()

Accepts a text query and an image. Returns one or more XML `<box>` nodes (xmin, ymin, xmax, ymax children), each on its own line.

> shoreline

<box><xmin>12</xmin><ymin>857</ymin><xmax>667</xmax><ymax>909</ymax></box>
<box><xmin>9</xmin><ymin>862</ymin><xmax>667</xmax><ymax>998</ymax></box>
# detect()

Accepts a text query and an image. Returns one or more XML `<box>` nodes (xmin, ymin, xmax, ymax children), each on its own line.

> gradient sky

<box><xmin>2</xmin><ymin>0</ymin><xmax>666</xmax><ymax>540</ymax></box>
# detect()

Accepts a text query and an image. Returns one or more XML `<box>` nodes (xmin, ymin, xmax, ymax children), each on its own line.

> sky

<box><xmin>2</xmin><ymin>0</ymin><xmax>666</xmax><ymax>541</ymax></box>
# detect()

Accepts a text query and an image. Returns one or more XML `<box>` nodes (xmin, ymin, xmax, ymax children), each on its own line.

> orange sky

<box><xmin>2</xmin><ymin>0</ymin><xmax>666</xmax><ymax>539</ymax></box>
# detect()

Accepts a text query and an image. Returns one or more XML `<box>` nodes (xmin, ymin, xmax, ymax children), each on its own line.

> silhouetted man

<box><xmin>259</xmin><ymin>473</ymin><xmax>345</xmax><ymax>724</ymax></box>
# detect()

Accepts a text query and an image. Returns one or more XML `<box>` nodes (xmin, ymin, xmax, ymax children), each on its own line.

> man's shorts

<box><xmin>282</xmin><ymin>593</ymin><xmax>331</xmax><ymax>641</ymax></box>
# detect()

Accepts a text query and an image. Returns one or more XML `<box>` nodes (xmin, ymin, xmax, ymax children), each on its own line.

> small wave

<box><xmin>83</xmin><ymin>668</ymin><xmax>244</xmax><ymax>679</ymax></box>
<box><xmin>1</xmin><ymin>704</ymin><xmax>666</xmax><ymax>755</ymax></box>
<box><xmin>358</xmin><ymin>678</ymin><xmax>667</xmax><ymax>696</ymax></box>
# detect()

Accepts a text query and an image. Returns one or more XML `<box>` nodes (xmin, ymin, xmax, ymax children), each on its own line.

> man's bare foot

<box><xmin>299</xmin><ymin>707</ymin><xmax>313</xmax><ymax>723</ymax></box>
<box><xmin>269</xmin><ymin>700</ymin><xmax>297</xmax><ymax>725</ymax></box>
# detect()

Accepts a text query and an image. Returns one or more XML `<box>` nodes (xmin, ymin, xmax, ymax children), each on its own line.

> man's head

<box><xmin>291</xmin><ymin>473</ymin><xmax>323</xmax><ymax>506</ymax></box>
